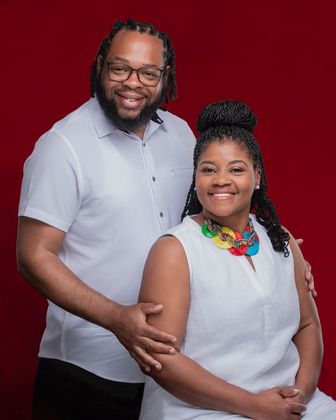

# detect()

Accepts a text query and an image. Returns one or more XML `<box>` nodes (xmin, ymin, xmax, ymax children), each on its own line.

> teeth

<box><xmin>213</xmin><ymin>193</ymin><xmax>231</xmax><ymax>196</ymax></box>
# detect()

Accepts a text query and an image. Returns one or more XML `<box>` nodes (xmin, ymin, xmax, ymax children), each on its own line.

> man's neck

<box><xmin>131</xmin><ymin>125</ymin><xmax>146</xmax><ymax>139</ymax></box>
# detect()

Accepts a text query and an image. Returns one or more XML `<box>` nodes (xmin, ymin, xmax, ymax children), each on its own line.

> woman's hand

<box><xmin>279</xmin><ymin>386</ymin><xmax>307</xmax><ymax>404</ymax></box>
<box><xmin>252</xmin><ymin>387</ymin><xmax>306</xmax><ymax>420</ymax></box>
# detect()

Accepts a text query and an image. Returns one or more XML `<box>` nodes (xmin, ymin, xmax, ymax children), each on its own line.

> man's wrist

<box><xmin>98</xmin><ymin>299</ymin><xmax>123</xmax><ymax>333</ymax></box>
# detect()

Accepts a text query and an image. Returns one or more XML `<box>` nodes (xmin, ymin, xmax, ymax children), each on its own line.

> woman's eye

<box><xmin>201</xmin><ymin>167</ymin><xmax>216</xmax><ymax>173</ymax></box>
<box><xmin>231</xmin><ymin>167</ymin><xmax>244</xmax><ymax>173</ymax></box>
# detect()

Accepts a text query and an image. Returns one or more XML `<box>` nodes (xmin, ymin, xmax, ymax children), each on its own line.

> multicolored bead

<box><xmin>201</xmin><ymin>217</ymin><xmax>259</xmax><ymax>257</ymax></box>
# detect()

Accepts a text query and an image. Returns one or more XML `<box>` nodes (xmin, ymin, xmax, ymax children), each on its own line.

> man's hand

<box><xmin>296</xmin><ymin>238</ymin><xmax>317</xmax><ymax>297</ymax></box>
<box><xmin>110</xmin><ymin>303</ymin><xmax>177</xmax><ymax>372</ymax></box>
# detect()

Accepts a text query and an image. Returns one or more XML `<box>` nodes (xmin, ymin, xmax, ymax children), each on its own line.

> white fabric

<box><xmin>140</xmin><ymin>216</ymin><xmax>336</xmax><ymax>419</ymax></box>
<box><xmin>18</xmin><ymin>97</ymin><xmax>195</xmax><ymax>382</ymax></box>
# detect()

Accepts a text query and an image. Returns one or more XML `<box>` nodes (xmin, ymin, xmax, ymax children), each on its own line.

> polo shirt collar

<box><xmin>89</xmin><ymin>97</ymin><xmax>165</xmax><ymax>139</ymax></box>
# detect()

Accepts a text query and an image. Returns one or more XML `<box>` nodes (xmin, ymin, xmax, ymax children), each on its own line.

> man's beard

<box><xmin>95</xmin><ymin>80</ymin><xmax>165</xmax><ymax>133</ymax></box>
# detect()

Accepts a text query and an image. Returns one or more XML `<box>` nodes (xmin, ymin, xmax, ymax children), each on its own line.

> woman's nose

<box><xmin>213</xmin><ymin>172</ymin><xmax>231</xmax><ymax>186</ymax></box>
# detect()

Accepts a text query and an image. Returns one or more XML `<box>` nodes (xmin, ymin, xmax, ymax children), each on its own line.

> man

<box><xmin>17</xmin><ymin>18</ymin><xmax>315</xmax><ymax>420</ymax></box>
<box><xmin>17</xmin><ymin>19</ymin><xmax>195</xmax><ymax>419</ymax></box>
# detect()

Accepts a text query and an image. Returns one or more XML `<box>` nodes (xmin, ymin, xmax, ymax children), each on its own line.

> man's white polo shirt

<box><xmin>18</xmin><ymin>97</ymin><xmax>195</xmax><ymax>382</ymax></box>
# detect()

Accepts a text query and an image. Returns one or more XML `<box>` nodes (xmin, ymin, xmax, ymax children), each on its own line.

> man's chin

<box><xmin>109</xmin><ymin>112</ymin><xmax>148</xmax><ymax>133</ymax></box>
<box><xmin>117</xmin><ymin>108</ymin><xmax>143</xmax><ymax>120</ymax></box>
<box><xmin>95</xmin><ymin>81</ymin><xmax>165</xmax><ymax>133</ymax></box>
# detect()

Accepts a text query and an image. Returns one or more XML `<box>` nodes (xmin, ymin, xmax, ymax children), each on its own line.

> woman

<box><xmin>138</xmin><ymin>100</ymin><xmax>336</xmax><ymax>419</ymax></box>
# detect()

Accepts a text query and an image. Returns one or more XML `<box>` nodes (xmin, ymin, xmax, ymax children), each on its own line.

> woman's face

<box><xmin>195</xmin><ymin>139</ymin><xmax>260</xmax><ymax>231</ymax></box>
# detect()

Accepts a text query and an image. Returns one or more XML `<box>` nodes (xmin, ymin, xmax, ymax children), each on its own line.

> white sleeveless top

<box><xmin>140</xmin><ymin>216</ymin><xmax>336</xmax><ymax>419</ymax></box>
<box><xmin>140</xmin><ymin>215</ymin><xmax>301</xmax><ymax>418</ymax></box>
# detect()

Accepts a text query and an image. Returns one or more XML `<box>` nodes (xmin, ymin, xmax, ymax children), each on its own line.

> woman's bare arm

<box><xmin>139</xmin><ymin>235</ymin><xmax>305</xmax><ymax>419</ymax></box>
<box><xmin>288</xmin><ymin>232</ymin><xmax>323</xmax><ymax>402</ymax></box>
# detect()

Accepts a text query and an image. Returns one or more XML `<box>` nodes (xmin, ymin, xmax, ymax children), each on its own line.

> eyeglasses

<box><xmin>102</xmin><ymin>58</ymin><xmax>165</xmax><ymax>86</ymax></box>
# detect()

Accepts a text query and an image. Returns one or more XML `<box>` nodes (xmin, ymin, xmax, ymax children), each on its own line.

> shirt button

<box><xmin>152</xmin><ymin>176</ymin><xmax>156</xmax><ymax>182</ymax></box>
<box><xmin>159</xmin><ymin>212</ymin><xmax>163</xmax><ymax>217</ymax></box>
<box><xmin>143</xmin><ymin>143</ymin><xmax>146</xmax><ymax>147</ymax></box>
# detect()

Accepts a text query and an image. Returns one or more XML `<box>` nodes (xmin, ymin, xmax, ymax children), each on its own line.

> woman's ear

<box><xmin>255</xmin><ymin>168</ymin><xmax>261</xmax><ymax>189</ymax></box>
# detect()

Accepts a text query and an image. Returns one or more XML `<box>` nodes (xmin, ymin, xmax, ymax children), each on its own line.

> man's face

<box><xmin>96</xmin><ymin>29</ymin><xmax>167</xmax><ymax>134</ymax></box>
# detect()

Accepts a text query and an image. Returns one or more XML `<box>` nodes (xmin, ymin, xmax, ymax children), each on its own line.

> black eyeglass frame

<box><xmin>102</xmin><ymin>58</ymin><xmax>165</xmax><ymax>87</ymax></box>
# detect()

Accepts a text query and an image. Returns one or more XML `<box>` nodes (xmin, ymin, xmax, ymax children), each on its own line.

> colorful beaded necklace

<box><xmin>201</xmin><ymin>217</ymin><xmax>259</xmax><ymax>256</ymax></box>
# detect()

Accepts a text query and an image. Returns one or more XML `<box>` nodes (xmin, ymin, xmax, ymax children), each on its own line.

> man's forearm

<box><xmin>18</xmin><ymin>248</ymin><xmax>120</xmax><ymax>331</ymax></box>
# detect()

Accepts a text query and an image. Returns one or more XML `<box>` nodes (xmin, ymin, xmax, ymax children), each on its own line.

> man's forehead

<box><xmin>108</xmin><ymin>29</ymin><xmax>165</xmax><ymax>58</ymax></box>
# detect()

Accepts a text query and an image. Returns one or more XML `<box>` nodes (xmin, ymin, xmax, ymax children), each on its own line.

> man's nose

<box><xmin>122</xmin><ymin>69</ymin><xmax>143</xmax><ymax>89</ymax></box>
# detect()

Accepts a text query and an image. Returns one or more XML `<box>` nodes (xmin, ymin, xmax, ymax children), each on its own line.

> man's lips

<box><xmin>117</xmin><ymin>93</ymin><xmax>145</xmax><ymax>100</ymax></box>
<box><xmin>115</xmin><ymin>89</ymin><xmax>146</xmax><ymax>99</ymax></box>
<box><xmin>115</xmin><ymin>92</ymin><xmax>145</xmax><ymax>108</ymax></box>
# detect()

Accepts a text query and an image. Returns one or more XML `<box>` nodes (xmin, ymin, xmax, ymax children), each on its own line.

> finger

<box><xmin>303</xmin><ymin>263</ymin><xmax>318</xmax><ymax>297</ymax></box>
<box><xmin>139</xmin><ymin>337</ymin><xmax>176</xmax><ymax>354</ymax></box>
<box><xmin>306</xmin><ymin>273</ymin><xmax>318</xmax><ymax>297</ymax></box>
<box><xmin>279</xmin><ymin>387</ymin><xmax>299</xmax><ymax>398</ymax></box>
<box><xmin>304</xmin><ymin>260</ymin><xmax>312</xmax><ymax>278</ymax></box>
<box><xmin>142</xmin><ymin>324</ymin><xmax>177</xmax><ymax>345</ymax></box>
<box><xmin>310</xmin><ymin>282</ymin><xmax>318</xmax><ymax>297</ymax></box>
<box><xmin>129</xmin><ymin>350</ymin><xmax>152</xmax><ymax>373</ymax></box>
<box><xmin>290</xmin><ymin>401</ymin><xmax>306</xmax><ymax>414</ymax></box>
<box><xmin>140</xmin><ymin>302</ymin><xmax>164</xmax><ymax>315</ymax></box>
<box><xmin>133</xmin><ymin>345</ymin><xmax>163</xmax><ymax>371</ymax></box>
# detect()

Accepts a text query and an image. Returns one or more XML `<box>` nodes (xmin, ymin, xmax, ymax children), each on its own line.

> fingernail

<box><xmin>145</xmin><ymin>366</ymin><xmax>151</xmax><ymax>372</ymax></box>
<box><xmin>154</xmin><ymin>364</ymin><xmax>162</xmax><ymax>371</ymax></box>
<box><xmin>169</xmin><ymin>347</ymin><xmax>176</xmax><ymax>354</ymax></box>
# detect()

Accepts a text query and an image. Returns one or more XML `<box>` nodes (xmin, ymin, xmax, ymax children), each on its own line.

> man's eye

<box><xmin>141</xmin><ymin>69</ymin><xmax>160</xmax><ymax>79</ymax></box>
<box><xmin>111</xmin><ymin>66</ymin><xmax>128</xmax><ymax>74</ymax></box>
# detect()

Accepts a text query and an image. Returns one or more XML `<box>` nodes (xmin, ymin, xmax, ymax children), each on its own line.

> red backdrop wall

<box><xmin>1</xmin><ymin>1</ymin><xmax>335</xmax><ymax>418</ymax></box>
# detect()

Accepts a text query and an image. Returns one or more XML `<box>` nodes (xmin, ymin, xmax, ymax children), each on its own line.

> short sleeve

<box><xmin>18</xmin><ymin>130</ymin><xmax>83</xmax><ymax>232</ymax></box>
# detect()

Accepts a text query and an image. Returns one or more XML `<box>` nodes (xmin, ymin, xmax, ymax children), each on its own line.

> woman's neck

<box><xmin>198</xmin><ymin>212</ymin><xmax>250</xmax><ymax>234</ymax></box>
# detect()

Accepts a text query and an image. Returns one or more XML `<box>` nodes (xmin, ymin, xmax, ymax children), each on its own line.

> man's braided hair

<box><xmin>90</xmin><ymin>18</ymin><xmax>177</xmax><ymax>105</ymax></box>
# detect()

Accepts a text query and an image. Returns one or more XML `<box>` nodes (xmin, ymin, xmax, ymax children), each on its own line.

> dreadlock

<box><xmin>181</xmin><ymin>100</ymin><xmax>290</xmax><ymax>257</ymax></box>
<box><xmin>90</xmin><ymin>18</ymin><xmax>177</xmax><ymax>105</ymax></box>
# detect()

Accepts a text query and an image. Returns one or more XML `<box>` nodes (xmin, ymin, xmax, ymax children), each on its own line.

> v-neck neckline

<box><xmin>186</xmin><ymin>215</ymin><xmax>259</xmax><ymax>274</ymax></box>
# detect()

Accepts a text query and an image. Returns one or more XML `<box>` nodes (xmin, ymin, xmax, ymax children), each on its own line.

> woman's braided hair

<box><xmin>181</xmin><ymin>99</ymin><xmax>290</xmax><ymax>257</ymax></box>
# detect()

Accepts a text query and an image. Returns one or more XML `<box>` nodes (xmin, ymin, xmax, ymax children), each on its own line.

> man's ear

<box><xmin>163</xmin><ymin>65</ymin><xmax>170</xmax><ymax>82</ymax></box>
<box><xmin>96</xmin><ymin>55</ymin><xmax>103</xmax><ymax>75</ymax></box>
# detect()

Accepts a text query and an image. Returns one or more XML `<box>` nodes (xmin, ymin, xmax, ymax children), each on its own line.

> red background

<box><xmin>1</xmin><ymin>0</ymin><xmax>335</xmax><ymax>418</ymax></box>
